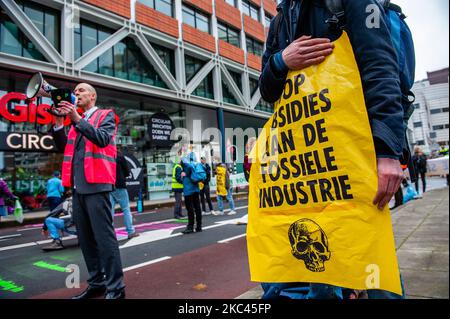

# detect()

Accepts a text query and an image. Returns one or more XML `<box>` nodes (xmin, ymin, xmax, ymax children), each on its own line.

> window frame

<box><xmin>246</xmin><ymin>36</ymin><xmax>264</xmax><ymax>56</ymax></box>
<box><xmin>242</xmin><ymin>0</ymin><xmax>260</xmax><ymax>22</ymax></box>
<box><xmin>218</xmin><ymin>22</ymin><xmax>240</xmax><ymax>48</ymax></box>
<box><xmin>138</xmin><ymin>0</ymin><xmax>174</xmax><ymax>17</ymax></box>
<box><xmin>182</xmin><ymin>4</ymin><xmax>211</xmax><ymax>34</ymax></box>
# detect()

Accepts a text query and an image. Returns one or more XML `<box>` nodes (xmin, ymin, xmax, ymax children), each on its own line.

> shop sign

<box><xmin>0</xmin><ymin>92</ymin><xmax>101</xmax><ymax>126</ymax></box>
<box><xmin>147</xmin><ymin>113</ymin><xmax>174</xmax><ymax>147</ymax></box>
<box><xmin>124</xmin><ymin>153</ymin><xmax>144</xmax><ymax>200</ymax></box>
<box><xmin>0</xmin><ymin>132</ymin><xmax>57</xmax><ymax>152</ymax></box>
<box><xmin>0</xmin><ymin>92</ymin><xmax>53</xmax><ymax>125</ymax></box>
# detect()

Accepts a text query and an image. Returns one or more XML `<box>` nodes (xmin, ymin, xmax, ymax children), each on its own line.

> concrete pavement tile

<box><xmin>428</xmin><ymin>251</ymin><xmax>449</xmax><ymax>272</ymax></box>
<box><xmin>236</xmin><ymin>285</ymin><xmax>263</xmax><ymax>299</ymax></box>
<box><xmin>401</xmin><ymin>239</ymin><xmax>449</xmax><ymax>252</ymax></box>
<box><xmin>400</xmin><ymin>269</ymin><xmax>449</xmax><ymax>299</ymax></box>
<box><xmin>396</xmin><ymin>249</ymin><xmax>433</xmax><ymax>270</ymax></box>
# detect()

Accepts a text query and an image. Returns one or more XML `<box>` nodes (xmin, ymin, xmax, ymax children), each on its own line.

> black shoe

<box><xmin>182</xmin><ymin>228</ymin><xmax>194</xmax><ymax>234</ymax></box>
<box><xmin>195</xmin><ymin>227</ymin><xmax>202</xmax><ymax>232</ymax></box>
<box><xmin>105</xmin><ymin>289</ymin><xmax>126</xmax><ymax>299</ymax></box>
<box><xmin>72</xmin><ymin>286</ymin><xmax>106</xmax><ymax>299</ymax></box>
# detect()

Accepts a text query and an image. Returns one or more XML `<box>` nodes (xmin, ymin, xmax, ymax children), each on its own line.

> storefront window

<box><xmin>75</xmin><ymin>19</ymin><xmax>175</xmax><ymax>88</ymax></box>
<box><xmin>185</xmin><ymin>55</ymin><xmax>214</xmax><ymax>100</ymax></box>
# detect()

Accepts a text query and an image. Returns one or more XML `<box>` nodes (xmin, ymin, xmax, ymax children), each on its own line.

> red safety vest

<box><xmin>61</xmin><ymin>109</ymin><xmax>118</xmax><ymax>187</ymax></box>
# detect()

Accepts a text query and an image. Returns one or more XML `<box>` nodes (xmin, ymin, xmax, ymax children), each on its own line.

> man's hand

<box><xmin>282</xmin><ymin>35</ymin><xmax>334</xmax><ymax>70</ymax></box>
<box><xmin>57</xmin><ymin>101</ymin><xmax>82</xmax><ymax>123</ymax></box>
<box><xmin>373</xmin><ymin>158</ymin><xmax>403</xmax><ymax>210</ymax></box>
<box><xmin>181</xmin><ymin>172</ymin><xmax>186</xmax><ymax>178</ymax></box>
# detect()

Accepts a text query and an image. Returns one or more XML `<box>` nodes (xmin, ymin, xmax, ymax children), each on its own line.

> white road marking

<box><xmin>0</xmin><ymin>234</ymin><xmax>22</xmax><ymax>240</ymax></box>
<box><xmin>123</xmin><ymin>256</ymin><xmax>171</xmax><ymax>272</ymax></box>
<box><xmin>218</xmin><ymin>234</ymin><xmax>246</xmax><ymax>243</ymax></box>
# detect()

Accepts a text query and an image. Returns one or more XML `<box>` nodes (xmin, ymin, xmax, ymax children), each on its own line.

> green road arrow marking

<box><xmin>33</xmin><ymin>261</ymin><xmax>72</xmax><ymax>273</ymax></box>
<box><xmin>0</xmin><ymin>278</ymin><xmax>24</xmax><ymax>293</ymax></box>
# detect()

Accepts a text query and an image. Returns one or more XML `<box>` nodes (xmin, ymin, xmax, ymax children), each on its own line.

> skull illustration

<box><xmin>288</xmin><ymin>219</ymin><xmax>331</xmax><ymax>272</ymax></box>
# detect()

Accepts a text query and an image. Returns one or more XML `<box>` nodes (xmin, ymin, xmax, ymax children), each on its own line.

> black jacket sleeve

<box><xmin>343</xmin><ymin>0</ymin><xmax>404</xmax><ymax>158</ymax></box>
<box><xmin>258</xmin><ymin>13</ymin><xmax>288</xmax><ymax>104</ymax></box>
<box><xmin>75</xmin><ymin>111</ymin><xmax>116</xmax><ymax>148</ymax></box>
<box><xmin>119</xmin><ymin>155</ymin><xmax>131</xmax><ymax>177</ymax></box>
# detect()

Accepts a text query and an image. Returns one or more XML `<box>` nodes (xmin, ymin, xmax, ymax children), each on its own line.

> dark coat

<box><xmin>115</xmin><ymin>153</ymin><xmax>131</xmax><ymax>189</ymax></box>
<box><xmin>259</xmin><ymin>0</ymin><xmax>404</xmax><ymax>158</ymax></box>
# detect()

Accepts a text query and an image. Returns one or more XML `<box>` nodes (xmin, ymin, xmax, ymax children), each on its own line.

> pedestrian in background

<box><xmin>200</xmin><ymin>156</ymin><xmax>215</xmax><ymax>216</ymax></box>
<box><xmin>180</xmin><ymin>152</ymin><xmax>203</xmax><ymax>234</ymax></box>
<box><xmin>41</xmin><ymin>191</ymin><xmax>76</xmax><ymax>251</ymax></box>
<box><xmin>46</xmin><ymin>171</ymin><xmax>65</xmax><ymax>211</ymax></box>
<box><xmin>172</xmin><ymin>158</ymin><xmax>184</xmax><ymax>219</ymax></box>
<box><xmin>412</xmin><ymin>147</ymin><xmax>428</xmax><ymax>194</ymax></box>
<box><xmin>111</xmin><ymin>148</ymin><xmax>139</xmax><ymax>239</ymax></box>
<box><xmin>212</xmin><ymin>159</ymin><xmax>236</xmax><ymax>216</ymax></box>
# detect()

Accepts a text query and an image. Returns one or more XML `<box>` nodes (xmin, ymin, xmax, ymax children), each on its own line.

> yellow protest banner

<box><xmin>247</xmin><ymin>32</ymin><xmax>402</xmax><ymax>295</ymax></box>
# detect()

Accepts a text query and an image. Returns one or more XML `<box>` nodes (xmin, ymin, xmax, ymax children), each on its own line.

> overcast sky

<box><xmin>394</xmin><ymin>0</ymin><xmax>449</xmax><ymax>81</ymax></box>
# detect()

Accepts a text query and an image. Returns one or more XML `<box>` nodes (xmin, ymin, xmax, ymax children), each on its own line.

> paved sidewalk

<box><xmin>237</xmin><ymin>187</ymin><xmax>449</xmax><ymax>299</ymax></box>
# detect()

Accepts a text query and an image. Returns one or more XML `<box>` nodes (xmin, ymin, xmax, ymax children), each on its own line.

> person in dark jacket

<box><xmin>200</xmin><ymin>156</ymin><xmax>215</xmax><ymax>215</ymax></box>
<box><xmin>110</xmin><ymin>149</ymin><xmax>139</xmax><ymax>239</ymax></box>
<box><xmin>259</xmin><ymin>0</ymin><xmax>405</xmax><ymax>299</ymax></box>
<box><xmin>412</xmin><ymin>147</ymin><xmax>427</xmax><ymax>194</ymax></box>
<box><xmin>180</xmin><ymin>152</ymin><xmax>202</xmax><ymax>234</ymax></box>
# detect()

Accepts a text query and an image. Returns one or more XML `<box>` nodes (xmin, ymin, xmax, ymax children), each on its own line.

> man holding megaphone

<box><xmin>50</xmin><ymin>82</ymin><xmax>126</xmax><ymax>299</ymax></box>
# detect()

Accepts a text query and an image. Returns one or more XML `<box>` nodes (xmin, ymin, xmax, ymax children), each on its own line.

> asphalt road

<box><xmin>0</xmin><ymin>199</ymin><xmax>254</xmax><ymax>299</ymax></box>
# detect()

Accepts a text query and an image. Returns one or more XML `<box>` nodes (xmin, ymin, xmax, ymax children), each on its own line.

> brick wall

<box><xmin>183</xmin><ymin>23</ymin><xmax>216</xmax><ymax>52</ymax></box>
<box><xmin>247</xmin><ymin>53</ymin><xmax>261</xmax><ymax>71</ymax></box>
<box><xmin>183</xmin><ymin>0</ymin><xmax>213</xmax><ymax>14</ymax></box>
<box><xmin>219</xmin><ymin>40</ymin><xmax>245</xmax><ymax>64</ymax></box>
<box><xmin>243</xmin><ymin>15</ymin><xmax>265</xmax><ymax>43</ymax></box>
<box><xmin>136</xmin><ymin>3</ymin><xmax>179</xmax><ymax>38</ymax></box>
<box><xmin>263</xmin><ymin>0</ymin><xmax>277</xmax><ymax>17</ymax></box>
<box><xmin>82</xmin><ymin>0</ymin><xmax>131</xmax><ymax>19</ymax></box>
<box><xmin>215</xmin><ymin>0</ymin><xmax>242</xmax><ymax>30</ymax></box>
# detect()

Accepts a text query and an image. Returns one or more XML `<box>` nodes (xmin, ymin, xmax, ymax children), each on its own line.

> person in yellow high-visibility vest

<box><xmin>212</xmin><ymin>161</ymin><xmax>236</xmax><ymax>216</ymax></box>
<box><xmin>172</xmin><ymin>160</ymin><xmax>184</xmax><ymax>219</ymax></box>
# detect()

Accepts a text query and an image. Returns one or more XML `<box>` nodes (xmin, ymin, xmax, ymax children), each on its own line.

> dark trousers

<box><xmin>200</xmin><ymin>183</ymin><xmax>214</xmax><ymax>212</ymax></box>
<box><xmin>72</xmin><ymin>191</ymin><xmax>125</xmax><ymax>293</ymax></box>
<box><xmin>415</xmin><ymin>171</ymin><xmax>426</xmax><ymax>193</ymax></box>
<box><xmin>173</xmin><ymin>191</ymin><xmax>183</xmax><ymax>218</ymax></box>
<box><xmin>47</xmin><ymin>197</ymin><xmax>62</xmax><ymax>211</ymax></box>
<box><xmin>184</xmin><ymin>192</ymin><xmax>202</xmax><ymax>230</ymax></box>
<box><xmin>394</xmin><ymin>186</ymin><xmax>403</xmax><ymax>208</ymax></box>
